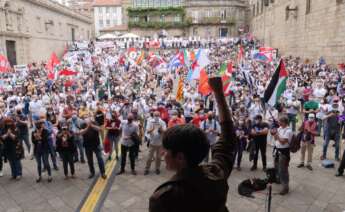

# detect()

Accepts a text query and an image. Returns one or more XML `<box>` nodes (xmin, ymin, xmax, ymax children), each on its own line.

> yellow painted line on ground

<box><xmin>80</xmin><ymin>147</ymin><xmax>120</xmax><ymax>212</ymax></box>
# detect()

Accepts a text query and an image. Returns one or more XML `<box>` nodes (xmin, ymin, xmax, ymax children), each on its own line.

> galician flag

<box><xmin>264</xmin><ymin>59</ymin><xmax>288</xmax><ymax>106</ymax></box>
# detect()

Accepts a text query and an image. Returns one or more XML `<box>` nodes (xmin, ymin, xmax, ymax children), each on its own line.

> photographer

<box><xmin>77</xmin><ymin>117</ymin><xmax>106</xmax><ymax>179</ymax></box>
<box><xmin>297</xmin><ymin>114</ymin><xmax>317</xmax><ymax>170</ymax></box>
<box><xmin>271</xmin><ymin>116</ymin><xmax>293</xmax><ymax>195</ymax></box>
<box><xmin>144</xmin><ymin>111</ymin><xmax>166</xmax><ymax>175</ymax></box>
<box><xmin>32</xmin><ymin>119</ymin><xmax>52</xmax><ymax>183</ymax></box>
<box><xmin>250</xmin><ymin>114</ymin><xmax>269</xmax><ymax>171</ymax></box>
<box><xmin>56</xmin><ymin>125</ymin><xmax>76</xmax><ymax>179</ymax></box>
<box><xmin>322</xmin><ymin>99</ymin><xmax>341</xmax><ymax>161</ymax></box>
<box><xmin>1</xmin><ymin>118</ymin><xmax>23</xmax><ymax>180</ymax></box>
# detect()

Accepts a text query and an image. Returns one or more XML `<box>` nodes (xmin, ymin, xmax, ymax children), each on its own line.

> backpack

<box><xmin>289</xmin><ymin>132</ymin><xmax>303</xmax><ymax>153</ymax></box>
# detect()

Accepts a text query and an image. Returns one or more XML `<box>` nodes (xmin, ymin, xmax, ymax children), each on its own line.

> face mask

<box><xmin>154</xmin><ymin>117</ymin><xmax>159</xmax><ymax>122</ymax></box>
<box><xmin>128</xmin><ymin>119</ymin><xmax>133</xmax><ymax>123</ymax></box>
<box><xmin>308</xmin><ymin>118</ymin><xmax>314</xmax><ymax>122</ymax></box>
<box><xmin>255</xmin><ymin>120</ymin><xmax>260</xmax><ymax>124</ymax></box>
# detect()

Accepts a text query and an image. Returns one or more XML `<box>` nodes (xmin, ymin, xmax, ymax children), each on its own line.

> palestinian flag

<box><xmin>264</xmin><ymin>60</ymin><xmax>288</xmax><ymax>106</ymax></box>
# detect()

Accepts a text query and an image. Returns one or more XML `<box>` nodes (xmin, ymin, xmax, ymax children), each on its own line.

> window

<box><xmin>285</xmin><ymin>6</ymin><xmax>289</xmax><ymax>20</ymax></box>
<box><xmin>99</xmin><ymin>19</ymin><xmax>104</xmax><ymax>27</ymax></box>
<box><xmin>220</xmin><ymin>10</ymin><xmax>226</xmax><ymax>20</ymax></box>
<box><xmin>261</xmin><ymin>0</ymin><xmax>264</xmax><ymax>13</ymax></box>
<box><xmin>98</xmin><ymin>7</ymin><xmax>102</xmax><ymax>13</ymax></box>
<box><xmin>160</xmin><ymin>15</ymin><xmax>165</xmax><ymax>22</ymax></box>
<box><xmin>253</xmin><ymin>5</ymin><xmax>256</xmax><ymax>16</ymax></box>
<box><xmin>106</xmin><ymin>19</ymin><xmax>110</xmax><ymax>26</ymax></box>
<box><xmin>306</xmin><ymin>0</ymin><xmax>311</xmax><ymax>14</ymax></box>
<box><xmin>174</xmin><ymin>15</ymin><xmax>181</xmax><ymax>22</ymax></box>
<box><xmin>134</xmin><ymin>16</ymin><xmax>139</xmax><ymax>22</ymax></box>
<box><xmin>106</xmin><ymin>7</ymin><xmax>110</xmax><ymax>13</ymax></box>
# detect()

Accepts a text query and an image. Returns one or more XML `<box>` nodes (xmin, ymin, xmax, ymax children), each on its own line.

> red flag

<box><xmin>47</xmin><ymin>72</ymin><xmax>55</xmax><ymax>80</ymax></box>
<box><xmin>46</xmin><ymin>52</ymin><xmax>60</xmax><ymax>71</ymax></box>
<box><xmin>198</xmin><ymin>69</ymin><xmax>211</xmax><ymax>96</ymax></box>
<box><xmin>59</xmin><ymin>68</ymin><xmax>78</xmax><ymax>76</ymax></box>
<box><xmin>338</xmin><ymin>63</ymin><xmax>345</xmax><ymax>72</ymax></box>
<box><xmin>0</xmin><ymin>54</ymin><xmax>11</xmax><ymax>73</ymax></box>
<box><xmin>237</xmin><ymin>45</ymin><xmax>244</xmax><ymax>63</ymax></box>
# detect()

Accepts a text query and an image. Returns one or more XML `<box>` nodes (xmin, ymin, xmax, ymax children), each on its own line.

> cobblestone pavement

<box><xmin>102</xmin><ymin>139</ymin><xmax>345</xmax><ymax>212</ymax></box>
<box><xmin>0</xmin><ymin>137</ymin><xmax>344</xmax><ymax>212</ymax></box>
<box><xmin>0</xmin><ymin>154</ymin><xmax>94</xmax><ymax>212</ymax></box>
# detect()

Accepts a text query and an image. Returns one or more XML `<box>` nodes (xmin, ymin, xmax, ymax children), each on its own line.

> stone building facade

<box><xmin>249</xmin><ymin>0</ymin><xmax>345</xmax><ymax>64</ymax></box>
<box><xmin>113</xmin><ymin>0</ymin><xmax>248</xmax><ymax>38</ymax></box>
<box><xmin>0</xmin><ymin>0</ymin><xmax>92</xmax><ymax>66</ymax></box>
<box><xmin>186</xmin><ymin>0</ymin><xmax>248</xmax><ymax>38</ymax></box>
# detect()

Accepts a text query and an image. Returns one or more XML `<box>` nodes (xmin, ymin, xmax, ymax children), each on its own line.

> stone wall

<box><xmin>0</xmin><ymin>0</ymin><xmax>92</xmax><ymax>65</ymax></box>
<box><xmin>249</xmin><ymin>0</ymin><xmax>345</xmax><ymax>64</ymax></box>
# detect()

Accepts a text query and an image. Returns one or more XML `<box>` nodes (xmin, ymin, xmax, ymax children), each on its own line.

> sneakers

<box><xmin>297</xmin><ymin>163</ymin><xmax>304</xmax><ymax>168</ymax></box>
<box><xmin>144</xmin><ymin>170</ymin><xmax>149</xmax><ymax>175</ymax></box>
<box><xmin>306</xmin><ymin>165</ymin><xmax>313</xmax><ymax>171</ymax></box>
<box><xmin>101</xmin><ymin>174</ymin><xmax>107</xmax><ymax>179</ymax></box>
<box><xmin>80</xmin><ymin>159</ymin><xmax>86</xmax><ymax>164</ymax></box>
<box><xmin>236</xmin><ymin>167</ymin><xmax>241</xmax><ymax>171</ymax></box>
<box><xmin>0</xmin><ymin>171</ymin><xmax>3</xmax><ymax>177</ymax></box>
<box><xmin>131</xmin><ymin>170</ymin><xmax>137</xmax><ymax>175</ymax></box>
<box><xmin>155</xmin><ymin>169</ymin><xmax>160</xmax><ymax>175</ymax></box>
<box><xmin>48</xmin><ymin>177</ymin><xmax>53</xmax><ymax>183</ymax></box>
<box><xmin>88</xmin><ymin>174</ymin><xmax>95</xmax><ymax>179</ymax></box>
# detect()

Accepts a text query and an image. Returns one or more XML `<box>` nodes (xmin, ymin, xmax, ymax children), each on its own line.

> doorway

<box><xmin>71</xmin><ymin>28</ymin><xmax>75</xmax><ymax>41</ymax></box>
<box><xmin>6</xmin><ymin>40</ymin><xmax>17</xmax><ymax>66</ymax></box>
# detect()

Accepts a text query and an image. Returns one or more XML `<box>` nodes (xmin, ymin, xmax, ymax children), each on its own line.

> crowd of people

<box><xmin>0</xmin><ymin>35</ymin><xmax>344</xmax><ymax>197</ymax></box>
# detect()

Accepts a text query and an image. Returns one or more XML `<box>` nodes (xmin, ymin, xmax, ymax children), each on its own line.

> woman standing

<box><xmin>32</xmin><ymin>119</ymin><xmax>52</xmax><ymax>183</ymax></box>
<box><xmin>2</xmin><ymin>118</ymin><xmax>23</xmax><ymax>180</ymax></box>
<box><xmin>105</xmin><ymin>111</ymin><xmax>121</xmax><ymax>160</ymax></box>
<box><xmin>56</xmin><ymin>125</ymin><xmax>76</xmax><ymax>179</ymax></box>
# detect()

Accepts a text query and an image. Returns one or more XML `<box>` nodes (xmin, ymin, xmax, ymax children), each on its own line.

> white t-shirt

<box><xmin>275</xmin><ymin>127</ymin><xmax>293</xmax><ymax>149</ymax></box>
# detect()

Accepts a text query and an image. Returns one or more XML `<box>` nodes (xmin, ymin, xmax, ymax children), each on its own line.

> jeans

<box><xmin>317</xmin><ymin>119</ymin><xmax>323</xmax><ymax>135</ymax></box>
<box><xmin>120</xmin><ymin>145</ymin><xmax>136</xmax><ymax>171</ymax></box>
<box><xmin>323</xmin><ymin>128</ymin><xmax>340</xmax><ymax>159</ymax></box>
<box><xmin>108</xmin><ymin>134</ymin><xmax>119</xmax><ymax>157</ymax></box>
<box><xmin>48</xmin><ymin>139</ymin><xmax>58</xmax><ymax>168</ymax></box>
<box><xmin>287</xmin><ymin>113</ymin><xmax>297</xmax><ymax>132</ymax></box>
<box><xmin>61</xmin><ymin>152</ymin><xmax>75</xmax><ymax>176</ymax></box>
<box><xmin>74</xmin><ymin>137</ymin><xmax>85</xmax><ymax>162</ymax></box>
<box><xmin>8</xmin><ymin>159</ymin><xmax>22</xmax><ymax>177</ymax></box>
<box><xmin>253</xmin><ymin>140</ymin><xmax>267</xmax><ymax>168</ymax></box>
<box><xmin>18</xmin><ymin>133</ymin><xmax>30</xmax><ymax>153</ymax></box>
<box><xmin>85</xmin><ymin>148</ymin><xmax>105</xmax><ymax>175</ymax></box>
<box><xmin>145</xmin><ymin>145</ymin><xmax>161</xmax><ymax>171</ymax></box>
<box><xmin>35</xmin><ymin>152</ymin><xmax>51</xmax><ymax>177</ymax></box>
<box><xmin>338</xmin><ymin>148</ymin><xmax>345</xmax><ymax>174</ymax></box>
<box><xmin>234</xmin><ymin>139</ymin><xmax>247</xmax><ymax>167</ymax></box>
<box><xmin>274</xmin><ymin>151</ymin><xmax>289</xmax><ymax>189</ymax></box>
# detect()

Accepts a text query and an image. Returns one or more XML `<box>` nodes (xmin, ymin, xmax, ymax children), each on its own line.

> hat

<box><xmin>308</xmin><ymin>113</ymin><xmax>315</xmax><ymax>118</ymax></box>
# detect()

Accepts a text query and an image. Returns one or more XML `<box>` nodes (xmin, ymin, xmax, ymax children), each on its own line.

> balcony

<box><xmin>188</xmin><ymin>16</ymin><xmax>236</xmax><ymax>25</ymax></box>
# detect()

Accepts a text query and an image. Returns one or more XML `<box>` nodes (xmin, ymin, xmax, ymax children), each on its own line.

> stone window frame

<box><xmin>306</xmin><ymin>0</ymin><xmax>311</xmax><ymax>14</ymax></box>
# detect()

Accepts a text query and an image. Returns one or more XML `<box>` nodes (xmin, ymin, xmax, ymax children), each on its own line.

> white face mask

<box><xmin>308</xmin><ymin>118</ymin><xmax>315</xmax><ymax>121</ymax></box>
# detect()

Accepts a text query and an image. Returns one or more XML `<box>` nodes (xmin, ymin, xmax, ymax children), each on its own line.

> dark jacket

<box><xmin>56</xmin><ymin>132</ymin><xmax>76</xmax><ymax>153</ymax></box>
<box><xmin>149</xmin><ymin>121</ymin><xmax>236</xmax><ymax>212</ymax></box>
<box><xmin>83</xmin><ymin>127</ymin><xmax>100</xmax><ymax>150</ymax></box>
<box><xmin>32</xmin><ymin>128</ymin><xmax>50</xmax><ymax>154</ymax></box>
<box><xmin>2</xmin><ymin>131</ymin><xmax>23</xmax><ymax>160</ymax></box>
